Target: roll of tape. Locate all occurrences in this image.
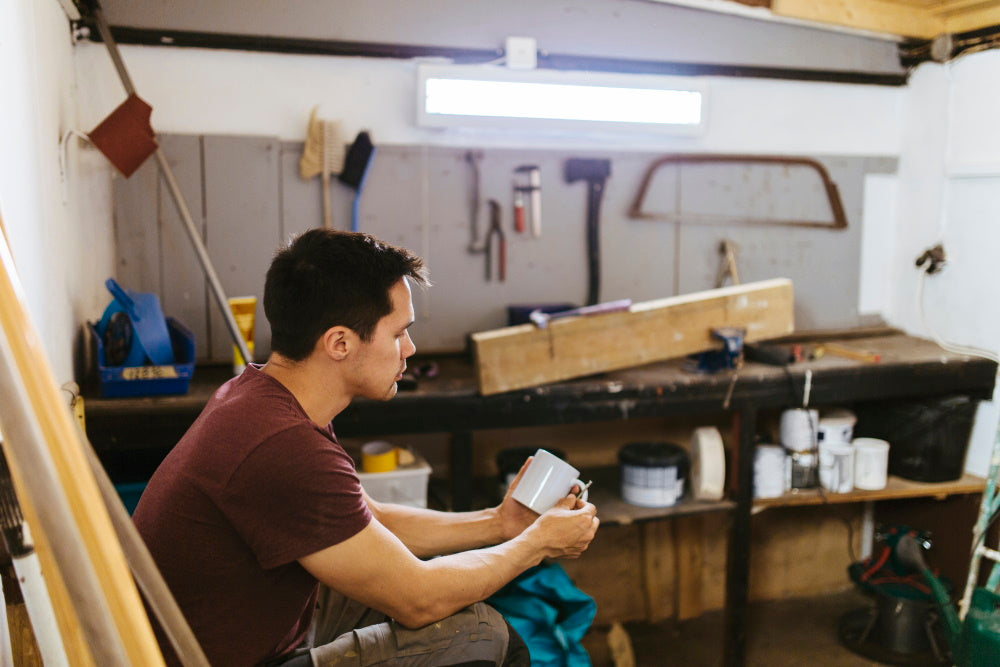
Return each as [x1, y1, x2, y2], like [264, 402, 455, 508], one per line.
[690, 426, 726, 500]
[361, 441, 398, 473]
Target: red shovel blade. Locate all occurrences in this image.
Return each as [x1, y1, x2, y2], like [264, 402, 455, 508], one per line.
[88, 94, 158, 178]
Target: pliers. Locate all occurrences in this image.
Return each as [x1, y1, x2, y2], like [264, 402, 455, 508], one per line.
[485, 199, 506, 281]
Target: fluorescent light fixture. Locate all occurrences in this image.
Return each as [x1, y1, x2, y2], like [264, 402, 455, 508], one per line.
[417, 65, 706, 134]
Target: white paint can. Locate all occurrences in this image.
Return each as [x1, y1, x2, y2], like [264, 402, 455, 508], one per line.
[854, 437, 890, 490]
[818, 408, 857, 448]
[779, 408, 818, 451]
[753, 444, 786, 499]
[819, 442, 855, 493]
[618, 442, 688, 508]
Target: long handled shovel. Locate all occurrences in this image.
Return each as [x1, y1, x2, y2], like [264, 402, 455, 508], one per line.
[84, 0, 252, 368]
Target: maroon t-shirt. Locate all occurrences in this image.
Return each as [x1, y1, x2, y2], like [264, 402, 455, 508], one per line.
[133, 365, 371, 666]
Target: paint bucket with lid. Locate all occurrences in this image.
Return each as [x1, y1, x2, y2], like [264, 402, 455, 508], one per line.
[618, 442, 688, 508]
[818, 408, 857, 448]
[753, 444, 786, 499]
[780, 408, 819, 451]
[854, 438, 890, 490]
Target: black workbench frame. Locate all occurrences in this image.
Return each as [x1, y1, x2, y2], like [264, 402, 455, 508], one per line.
[85, 332, 997, 666]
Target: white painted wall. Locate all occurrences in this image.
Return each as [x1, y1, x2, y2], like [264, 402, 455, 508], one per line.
[887, 52, 1000, 476]
[0, 0, 117, 384]
[75, 43, 905, 156]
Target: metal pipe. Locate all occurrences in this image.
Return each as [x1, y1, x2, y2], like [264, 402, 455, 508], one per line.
[90, 2, 253, 367]
[79, 24, 909, 87]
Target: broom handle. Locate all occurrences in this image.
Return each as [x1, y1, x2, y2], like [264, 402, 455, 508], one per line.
[90, 2, 254, 368]
[153, 153, 254, 365]
[322, 171, 332, 230]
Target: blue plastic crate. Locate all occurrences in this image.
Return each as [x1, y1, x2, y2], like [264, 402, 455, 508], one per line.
[89, 317, 195, 398]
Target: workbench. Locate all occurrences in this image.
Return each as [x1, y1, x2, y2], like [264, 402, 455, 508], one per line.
[85, 330, 997, 666]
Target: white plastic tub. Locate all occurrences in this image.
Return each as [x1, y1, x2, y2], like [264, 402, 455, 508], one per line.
[357, 455, 432, 508]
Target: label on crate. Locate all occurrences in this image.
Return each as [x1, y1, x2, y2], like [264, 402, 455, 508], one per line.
[122, 365, 179, 380]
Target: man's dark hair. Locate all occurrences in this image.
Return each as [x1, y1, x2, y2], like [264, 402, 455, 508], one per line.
[264, 229, 428, 361]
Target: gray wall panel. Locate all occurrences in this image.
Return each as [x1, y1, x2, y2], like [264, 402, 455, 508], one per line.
[157, 135, 209, 358]
[112, 155, 160, 296]
[114, 134, 897, 359]
[203, 135, 281, 362]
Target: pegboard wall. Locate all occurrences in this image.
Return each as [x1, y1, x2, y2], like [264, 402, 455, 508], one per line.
[112, 135, 896, 362]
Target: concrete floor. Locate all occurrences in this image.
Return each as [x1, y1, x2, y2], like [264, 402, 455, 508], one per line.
[582, 588, 950, 666]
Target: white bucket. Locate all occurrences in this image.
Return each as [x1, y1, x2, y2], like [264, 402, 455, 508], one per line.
[819, 442, 855, 493]
[779, 408, 818, 451]
[818, 408, 857, 448]
[754, 445, 786, 499]
[854, 438, 890, 490]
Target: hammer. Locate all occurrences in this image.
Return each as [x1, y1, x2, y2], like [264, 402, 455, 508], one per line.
[565, 158, 611, 306]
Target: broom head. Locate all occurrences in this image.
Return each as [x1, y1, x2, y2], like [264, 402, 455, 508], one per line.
[299, 107, 344, 179]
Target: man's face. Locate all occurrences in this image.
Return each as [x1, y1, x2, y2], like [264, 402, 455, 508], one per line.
[351, 277, 416, 401]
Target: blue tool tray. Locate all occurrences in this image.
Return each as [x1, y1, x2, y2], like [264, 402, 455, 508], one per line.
[89, 317, 195, 398]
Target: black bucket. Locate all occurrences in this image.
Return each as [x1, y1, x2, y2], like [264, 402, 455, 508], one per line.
[854, 395, 977, 483]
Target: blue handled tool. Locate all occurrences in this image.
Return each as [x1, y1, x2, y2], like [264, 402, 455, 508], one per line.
[338, 131, 375, 232]
[105, 278, 174, 365]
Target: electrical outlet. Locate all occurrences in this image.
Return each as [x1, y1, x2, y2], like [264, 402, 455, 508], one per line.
[505, 36, 538, 70]
[915, 244, 947, 275]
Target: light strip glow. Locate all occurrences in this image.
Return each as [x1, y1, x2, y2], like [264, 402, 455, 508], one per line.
[424, 78, 703, 126]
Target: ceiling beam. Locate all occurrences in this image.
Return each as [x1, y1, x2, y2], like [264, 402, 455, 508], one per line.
[770, 0, 942, 39]
[944, 3, 1000, 33]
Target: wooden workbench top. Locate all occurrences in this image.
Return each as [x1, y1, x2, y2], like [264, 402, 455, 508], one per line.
[85, 330, 997, 448]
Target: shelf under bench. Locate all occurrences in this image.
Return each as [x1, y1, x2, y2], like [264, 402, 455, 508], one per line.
[752, 473, 986, 509]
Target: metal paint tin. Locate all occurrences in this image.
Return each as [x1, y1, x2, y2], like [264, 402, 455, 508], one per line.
[618, 442, 689, 508]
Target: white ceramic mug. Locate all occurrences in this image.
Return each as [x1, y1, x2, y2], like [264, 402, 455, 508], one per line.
[510, 448, 588, 513]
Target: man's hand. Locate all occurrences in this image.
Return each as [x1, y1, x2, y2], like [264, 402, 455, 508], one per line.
[530, 493, 599, 560]
[496, 457, 541, 541]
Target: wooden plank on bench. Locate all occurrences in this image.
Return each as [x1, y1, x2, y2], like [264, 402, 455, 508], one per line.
[471, 278, 794, 395]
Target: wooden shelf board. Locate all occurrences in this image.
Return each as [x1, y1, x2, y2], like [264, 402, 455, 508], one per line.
[585, 467, 736, 526]
[752, 473, 986, 509]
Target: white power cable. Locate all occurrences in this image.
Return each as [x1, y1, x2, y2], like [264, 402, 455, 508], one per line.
[58, 130, 91, 203]
[917, 269, 1000, 363]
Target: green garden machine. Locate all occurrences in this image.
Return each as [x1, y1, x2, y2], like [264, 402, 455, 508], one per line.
[897, 429, 1000, 666]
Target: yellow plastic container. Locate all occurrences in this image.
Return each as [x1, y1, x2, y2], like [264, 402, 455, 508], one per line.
[228, 296, 257, 375]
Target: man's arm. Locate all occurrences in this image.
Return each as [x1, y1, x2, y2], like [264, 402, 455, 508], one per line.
[364, 459, 539, 557]
[298, 493, 598, 629]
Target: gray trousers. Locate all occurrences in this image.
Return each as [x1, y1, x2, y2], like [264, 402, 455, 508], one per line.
[303, 587, 511, 666]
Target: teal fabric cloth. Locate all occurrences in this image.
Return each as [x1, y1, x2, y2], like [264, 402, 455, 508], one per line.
[488, 562, 596, 667]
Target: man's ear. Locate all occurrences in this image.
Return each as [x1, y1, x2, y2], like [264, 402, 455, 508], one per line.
[319, 326, 353, 361]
